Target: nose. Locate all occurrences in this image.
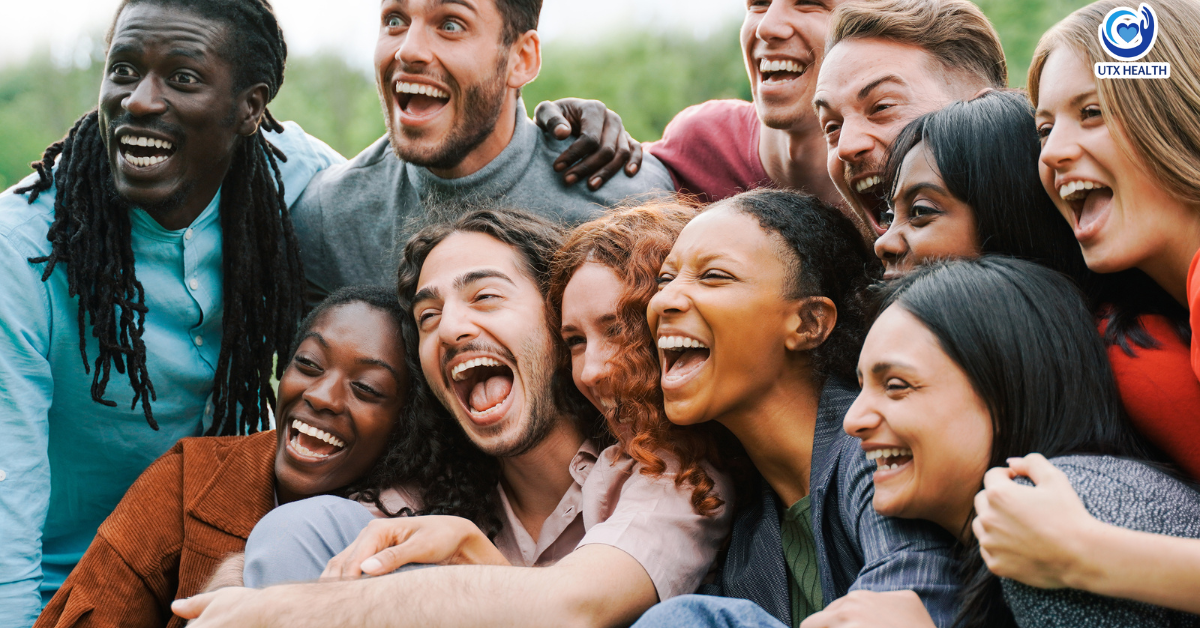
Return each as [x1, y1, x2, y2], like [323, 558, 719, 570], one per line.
[437, 301, 481, 347]
[123, 75, 167, 118]
[837, 118, 876, 166]
[396, 17, 435, 69]
[578, 342, 615, 393]
[648, 277, 692, 322]
[302, 372, 346, 415]
[874, 220, 908, 267]
[756, 0, 795, 42]
[1039, 123, 1082, 172]
[843, 390, 884, 439]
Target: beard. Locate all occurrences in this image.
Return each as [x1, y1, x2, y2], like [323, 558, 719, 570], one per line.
[431, 335, 560, 460]
[386, 55, 510, 171]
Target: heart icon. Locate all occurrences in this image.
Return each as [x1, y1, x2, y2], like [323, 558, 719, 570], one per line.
[1116, 22, 1139, 43]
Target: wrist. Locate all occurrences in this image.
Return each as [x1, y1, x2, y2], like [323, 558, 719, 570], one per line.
[1059, 517, 1109, 591]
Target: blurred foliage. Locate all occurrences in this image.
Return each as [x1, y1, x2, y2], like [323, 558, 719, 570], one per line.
[0, 2, 1093, 191]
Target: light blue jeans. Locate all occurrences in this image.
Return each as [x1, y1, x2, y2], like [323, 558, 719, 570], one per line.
[632, 595, 788, 628]
[243, 495, 432, 587]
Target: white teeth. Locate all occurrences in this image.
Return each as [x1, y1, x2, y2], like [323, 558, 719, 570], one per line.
[450, 356, 504, 382]
[136, 137, 149, 147]
[290, 418, 345, 449]
[656, 335, 710, 350]
[119, 136, 174, 151]
[1057, 180, 1108, 201]
[866, 447, 913, 463]
[758, 59, 805, 74]
[855, 175, 883, 194]
[122, 153, 170, 168]
[395, 81, 450, 99]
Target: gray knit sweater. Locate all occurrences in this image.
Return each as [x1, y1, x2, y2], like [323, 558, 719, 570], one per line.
[1002, 455, 1200, 627]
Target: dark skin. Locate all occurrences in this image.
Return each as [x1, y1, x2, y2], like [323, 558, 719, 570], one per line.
[274, 303, 409, 505]
[534, 98, 644, 189]
[99, 4, 268, 231]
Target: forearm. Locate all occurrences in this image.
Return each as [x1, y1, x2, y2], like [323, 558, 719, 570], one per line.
[1069, 521, 1200, 614]
[203, 554, 246, 592]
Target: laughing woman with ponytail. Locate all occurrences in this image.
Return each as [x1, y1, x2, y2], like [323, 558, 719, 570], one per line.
[0, 1, 343, 625]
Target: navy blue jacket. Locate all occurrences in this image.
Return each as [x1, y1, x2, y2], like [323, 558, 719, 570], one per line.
[702, 379, 961, 626]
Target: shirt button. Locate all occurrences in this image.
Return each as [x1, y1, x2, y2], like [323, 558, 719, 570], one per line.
[184, 228, 194, 241]
[194, 335, 204, 347]
[205, 402, 214, 416]
[0, 470, 6, 481]
[189, 278, 200, 291]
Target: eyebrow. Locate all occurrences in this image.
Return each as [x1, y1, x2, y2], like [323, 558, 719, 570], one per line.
[300, 331, 404, 384]
[1035, 89, 1099, 119]
[392, 0, 477, 10]
[858, 74, 908, 101]
[560, 313, 618, 333]
[896, 181, 952, 204]
[412, 269, 516, 306]
[871, 360, 917, 376]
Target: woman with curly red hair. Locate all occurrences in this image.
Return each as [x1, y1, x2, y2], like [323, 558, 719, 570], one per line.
[548, 200, 729, 517]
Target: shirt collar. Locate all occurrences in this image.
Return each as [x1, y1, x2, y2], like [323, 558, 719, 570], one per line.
[406, 98, 536, 198]
[128, 187, 222, 243]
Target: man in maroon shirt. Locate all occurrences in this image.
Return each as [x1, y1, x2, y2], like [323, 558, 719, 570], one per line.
[540, 0, 848, 207]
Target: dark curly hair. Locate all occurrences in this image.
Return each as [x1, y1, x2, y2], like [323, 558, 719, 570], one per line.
[548, 200, 731, 516]
[718, 189, 881, 383]
[393, 206, 609, 536]
[302, 286, 504, 537]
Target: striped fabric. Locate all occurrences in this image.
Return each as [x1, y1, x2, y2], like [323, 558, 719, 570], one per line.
[702, 379, 963, 627]
[781, 495, 823, 625]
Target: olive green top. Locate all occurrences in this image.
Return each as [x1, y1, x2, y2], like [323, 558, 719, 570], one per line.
[781, 495, 824, 626]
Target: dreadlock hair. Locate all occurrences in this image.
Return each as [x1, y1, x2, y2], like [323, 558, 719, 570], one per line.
[16, 0, 301, 435]
[294, 286, 503, 538]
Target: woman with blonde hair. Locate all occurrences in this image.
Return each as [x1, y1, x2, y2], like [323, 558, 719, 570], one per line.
[972, 0, 1200, 615]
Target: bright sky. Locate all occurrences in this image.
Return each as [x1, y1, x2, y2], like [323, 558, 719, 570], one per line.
[0, 0, 743, 72]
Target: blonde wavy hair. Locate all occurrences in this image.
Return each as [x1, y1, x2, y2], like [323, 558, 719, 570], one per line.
[1028, 0, 1200, 206]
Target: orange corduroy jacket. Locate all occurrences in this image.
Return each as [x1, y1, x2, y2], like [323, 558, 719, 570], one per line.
[35, 431, 278, 628]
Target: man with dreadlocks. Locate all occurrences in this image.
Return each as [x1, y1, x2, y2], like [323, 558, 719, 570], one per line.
[0, 1, 343, 625]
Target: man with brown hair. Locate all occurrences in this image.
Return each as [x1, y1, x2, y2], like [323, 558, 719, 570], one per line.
[815, 0, 1007, 238]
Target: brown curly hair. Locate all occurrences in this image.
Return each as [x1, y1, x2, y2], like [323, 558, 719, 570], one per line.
[548, 200, 728, 516]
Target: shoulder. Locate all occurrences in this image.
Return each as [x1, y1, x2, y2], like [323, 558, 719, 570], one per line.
[267, 121, 346, 170]
[0, 174, 56, 259]
[1048, 455, 1200, 536]
[661, 100, 758, 138]
[290, 135, 399, 216]
[532, 125, 674, 203]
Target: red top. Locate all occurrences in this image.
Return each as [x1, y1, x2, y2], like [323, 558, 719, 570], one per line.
[1189, 247, 1200, 382]
[645, 99, 772, 203]
[1102, 314, 1200, 480]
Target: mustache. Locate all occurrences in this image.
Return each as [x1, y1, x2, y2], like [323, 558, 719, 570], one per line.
[441, 340, 516, 373]
[106, 112, 185, 145]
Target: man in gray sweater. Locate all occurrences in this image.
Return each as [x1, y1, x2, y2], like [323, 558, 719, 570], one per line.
[292, 0, 673, 304]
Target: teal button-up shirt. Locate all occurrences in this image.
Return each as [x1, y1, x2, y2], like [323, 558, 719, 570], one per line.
[0, 122, 343, 628]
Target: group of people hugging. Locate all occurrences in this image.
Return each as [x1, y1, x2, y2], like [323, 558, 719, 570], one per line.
[2, 0, 1200, 626]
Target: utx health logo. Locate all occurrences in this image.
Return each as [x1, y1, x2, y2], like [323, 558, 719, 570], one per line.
[1095, 3, 1171, 79]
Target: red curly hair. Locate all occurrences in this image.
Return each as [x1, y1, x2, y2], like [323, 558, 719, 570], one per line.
[548, 199, 726, 516]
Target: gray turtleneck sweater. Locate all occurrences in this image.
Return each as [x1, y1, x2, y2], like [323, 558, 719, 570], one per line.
[290, 102, 674, 305]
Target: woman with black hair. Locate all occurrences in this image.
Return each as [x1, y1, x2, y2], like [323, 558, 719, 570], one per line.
[632, 189, 960, 628]
[35, 286, 496, 628]
[876, 90, 1200, 479]
[838, 257, 1200, 627]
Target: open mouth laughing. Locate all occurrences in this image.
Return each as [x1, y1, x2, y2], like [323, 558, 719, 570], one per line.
[865, 446, 913, 478]
[1056, 179, 1113, 242]
[658, 334, 711, 390]
[852, 174, 889, 234]
[117, 132, 178, 171]
[287, 418, 347, 462]
[448, 354, 516, 426]
[395, 80, 451, 122]
[758, 58, 809, 86]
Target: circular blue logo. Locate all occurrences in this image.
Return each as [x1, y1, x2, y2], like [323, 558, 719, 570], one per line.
[1099, 3, 1159, 61]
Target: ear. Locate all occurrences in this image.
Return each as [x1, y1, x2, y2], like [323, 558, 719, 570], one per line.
[506, 30, 541, 90]
[784, 297, 838, 353]
[235, 83, 271, 137]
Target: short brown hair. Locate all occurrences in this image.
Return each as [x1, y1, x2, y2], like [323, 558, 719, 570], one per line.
[829, 0, 1007, 88]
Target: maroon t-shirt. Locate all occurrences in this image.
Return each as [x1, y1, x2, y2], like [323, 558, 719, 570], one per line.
[646, 99, 772, 203]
